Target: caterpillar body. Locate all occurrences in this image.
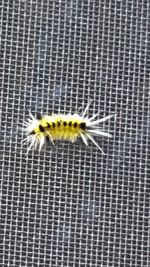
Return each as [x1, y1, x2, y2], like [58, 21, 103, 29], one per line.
[23, 102, 115, 154]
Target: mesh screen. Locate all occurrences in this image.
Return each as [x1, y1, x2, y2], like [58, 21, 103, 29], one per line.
[0, 0, 150, 266]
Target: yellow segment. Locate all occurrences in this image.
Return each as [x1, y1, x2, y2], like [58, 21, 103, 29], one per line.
[35, 114, 86, 143]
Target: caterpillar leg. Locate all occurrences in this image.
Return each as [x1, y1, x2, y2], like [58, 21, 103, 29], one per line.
[80, 132, 88, 146]
[87, 129, 112, 138]
[86, 132, 105, 155]
[86, 114, 116, 127]
[39, 136, 45, 151]
[82, 99, 92, 117]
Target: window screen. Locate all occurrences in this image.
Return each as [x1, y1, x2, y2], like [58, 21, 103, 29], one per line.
[0, 0, 149, 266]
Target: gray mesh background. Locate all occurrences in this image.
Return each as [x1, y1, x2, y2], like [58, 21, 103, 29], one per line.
[0, 0, 149, 266]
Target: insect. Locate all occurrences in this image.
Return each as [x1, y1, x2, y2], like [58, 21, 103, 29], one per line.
[23, 101, 115, 154]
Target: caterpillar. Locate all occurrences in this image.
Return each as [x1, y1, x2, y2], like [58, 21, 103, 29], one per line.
[23, 102, 115, 154]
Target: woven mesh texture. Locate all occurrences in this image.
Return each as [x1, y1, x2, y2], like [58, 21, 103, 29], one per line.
[0, 0, 150, 266]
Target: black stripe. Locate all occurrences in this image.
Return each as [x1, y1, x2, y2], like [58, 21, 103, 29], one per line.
[39, 125, 45, 132]
[47, 123, 51, 128]
[80, 122, 86, 130]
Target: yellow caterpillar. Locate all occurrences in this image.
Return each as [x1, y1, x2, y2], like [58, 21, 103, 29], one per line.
[23, 102, 115, 154]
